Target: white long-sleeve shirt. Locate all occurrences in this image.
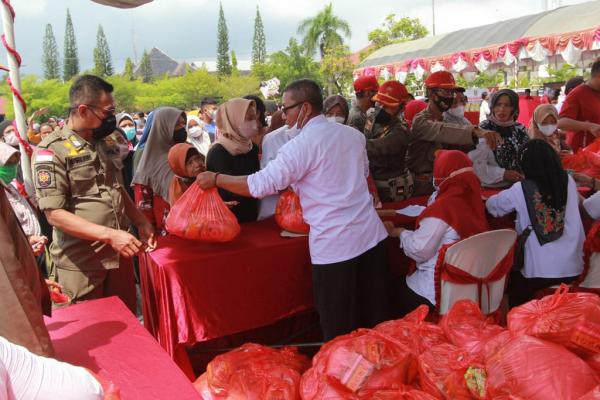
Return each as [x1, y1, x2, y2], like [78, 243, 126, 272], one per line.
[486, 176, 584, 279]
[400, 217, 460, 305]
[248, 115, 387, 264]
[257, 125, 300, 220]
[468, 139, 507, 187]
[0, 336, 103, 400]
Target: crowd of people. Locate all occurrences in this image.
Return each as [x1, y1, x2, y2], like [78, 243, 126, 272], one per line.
[1, 56, 600, 397]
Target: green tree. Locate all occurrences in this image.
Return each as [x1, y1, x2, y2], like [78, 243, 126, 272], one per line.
[42, 24, 60, 80]
[320, 44, 353, 95]
[368, 15, 428, 50]
[231, 50, 239, 76]
[253, 37, 321, 92]
[217, 2, 232, 76]
[251, 5, 267, 67]
[361, 15, 429, 61]
[93, 25, 114, 77]
[138, 49, 153, 83]
[62, 9, 79, 81]
[123, 57, 135, 80]
[297, 3, 351, 59]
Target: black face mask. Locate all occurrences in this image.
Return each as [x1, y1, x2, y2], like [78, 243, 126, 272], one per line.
[374, 107, 393, 125]
[173, 127, 188, 144]
[92, 113, 117, 140]
[433, 94, 454, 112]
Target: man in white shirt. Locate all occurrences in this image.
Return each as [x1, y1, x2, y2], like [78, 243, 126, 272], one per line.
[196, 79, 390, 340]
[479, 92, 490, 123]
[256, 125, 300, 220]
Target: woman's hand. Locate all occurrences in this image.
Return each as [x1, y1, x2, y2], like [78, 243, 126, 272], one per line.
[137, 220, 157, 252]
[224, 201, 239, 208]
[573, 172, 594, 188]
[503, 170, 524, 183]
[383, 221, 404, 238]
[28, 235, 48, 256]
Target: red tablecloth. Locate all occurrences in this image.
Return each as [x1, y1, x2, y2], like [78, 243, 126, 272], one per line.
[140, 218, 313, 372]
[44, 297, 200, 399]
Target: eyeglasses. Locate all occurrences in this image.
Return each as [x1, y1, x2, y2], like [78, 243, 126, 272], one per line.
[281, 101, 306, 115]
[85, 104, 116, 115]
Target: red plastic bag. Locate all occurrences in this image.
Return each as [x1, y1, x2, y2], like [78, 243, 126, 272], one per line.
[194, 343, 310, 400]
[440, 300, 505, 355]
[300, 329, 417, 399]
[275, 191, 309, 234]
[562, 139, 600, 179]
[166, 186, 240, 242]
[486, 335, 599, 400]
[358, 384, 439, 399]
[507, 285, 600, 357]
[579, 385, 600, 400]
[374, 305, 448, 355]
[417, 343, 484, 399]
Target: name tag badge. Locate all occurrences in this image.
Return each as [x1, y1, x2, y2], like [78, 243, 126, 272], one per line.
[66, 154, 93, 169]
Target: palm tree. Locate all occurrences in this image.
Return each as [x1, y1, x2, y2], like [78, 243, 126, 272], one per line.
[297, 3, 351, 59]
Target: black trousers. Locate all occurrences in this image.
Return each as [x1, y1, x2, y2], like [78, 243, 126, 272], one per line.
[312, 240, 391, 341]
[508, 270, 578, 308]
[394, 276, 434, 318]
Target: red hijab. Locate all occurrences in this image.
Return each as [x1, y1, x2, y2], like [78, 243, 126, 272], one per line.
[403, 99, 428, 128]
[417, 150, 489, 238]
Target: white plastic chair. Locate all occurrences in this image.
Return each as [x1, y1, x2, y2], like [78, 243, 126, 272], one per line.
[436, 229, 517, 315]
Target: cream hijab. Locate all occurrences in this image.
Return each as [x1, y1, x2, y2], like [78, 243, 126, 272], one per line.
[132, 107, 186, 200]
[528, 104, 561, 153]
[214, 98, 255, 156]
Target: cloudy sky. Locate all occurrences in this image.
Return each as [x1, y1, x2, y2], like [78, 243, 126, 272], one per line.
[4, 0, 591, 75]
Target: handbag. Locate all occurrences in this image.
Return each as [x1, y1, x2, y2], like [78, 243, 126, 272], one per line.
[512, 226, 532, 271]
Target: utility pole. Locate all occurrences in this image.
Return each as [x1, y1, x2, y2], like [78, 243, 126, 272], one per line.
[432, 0, 436, 36]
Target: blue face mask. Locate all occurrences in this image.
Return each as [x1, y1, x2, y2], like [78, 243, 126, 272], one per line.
[123, 127, 136, 141]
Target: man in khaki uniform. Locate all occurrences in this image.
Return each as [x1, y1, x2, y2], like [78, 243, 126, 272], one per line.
[408, 71, 502, 196]
[348, 75, 379, 134]
[33, 75, 155, 313]
[365, 79, 500, 202]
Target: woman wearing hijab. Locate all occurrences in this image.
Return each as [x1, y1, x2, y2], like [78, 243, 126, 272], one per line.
[133, 109, 157, 172]
[132, 107, 187, 235]
[385, 150, 489, 315]
[186, 114, 210, 157]
[528, 104, 570, 154]
[206, 98, 260, 223]
[0, 143, 46, 257]
[244, 95, 269, 150]
[487, 139, 584, 307]
[167, 143, 206, 205]
[469, 89, 529, 187]
[323, 95, 349, 124]
[115, 113, 137, 197]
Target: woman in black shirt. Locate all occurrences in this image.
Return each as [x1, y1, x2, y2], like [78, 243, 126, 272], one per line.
[206, 98, 260, 223]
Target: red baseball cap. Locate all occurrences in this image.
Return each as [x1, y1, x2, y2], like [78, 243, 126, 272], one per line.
[371, 80, 410, 108]
[353, 76, 379, 93]
[425, 71, 464, 91]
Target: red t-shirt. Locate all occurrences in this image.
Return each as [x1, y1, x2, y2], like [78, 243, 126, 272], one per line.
[559, 84, 600, 151]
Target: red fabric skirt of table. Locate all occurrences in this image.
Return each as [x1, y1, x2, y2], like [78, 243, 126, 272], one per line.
[139, 218, 313, 373]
